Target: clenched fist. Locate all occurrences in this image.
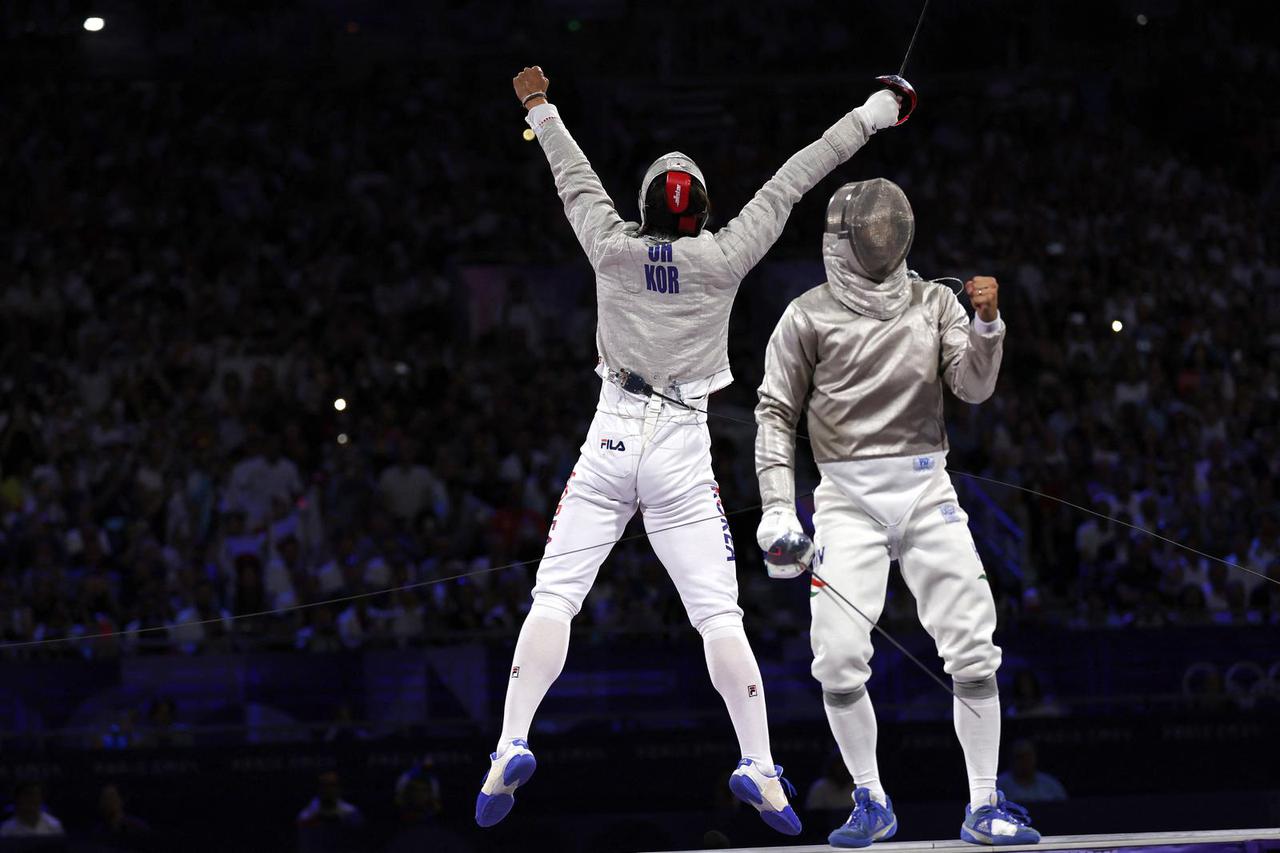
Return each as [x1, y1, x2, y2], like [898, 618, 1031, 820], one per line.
[965, 276, 999, 323]
[513, 66, 549, 111]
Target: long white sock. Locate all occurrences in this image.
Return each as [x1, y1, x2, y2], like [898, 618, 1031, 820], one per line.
[953, 679, 1001, 809]
[496, 603, 571, 754]
[702, 622, 774, 768]
[823, 687, 887, 804]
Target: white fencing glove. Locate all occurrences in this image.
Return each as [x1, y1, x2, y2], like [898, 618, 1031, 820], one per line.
[756, 507, 814, 580]
[858, 89, 902, 132]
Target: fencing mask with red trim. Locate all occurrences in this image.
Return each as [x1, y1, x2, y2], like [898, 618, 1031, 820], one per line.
[638, 152, 709, 238]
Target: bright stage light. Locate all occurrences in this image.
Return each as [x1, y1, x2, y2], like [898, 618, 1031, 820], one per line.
[84, 17, 105, 32]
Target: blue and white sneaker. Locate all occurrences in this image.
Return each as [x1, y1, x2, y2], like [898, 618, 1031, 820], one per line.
[475, 739, 537, 827]
[961, 790, 1041, 845]
[829, 787, 899, 848]
[728, 758, 802, 836]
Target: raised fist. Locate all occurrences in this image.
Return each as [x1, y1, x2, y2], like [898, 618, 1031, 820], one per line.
[513, 66, 549, 110]
[965, 276, 999, 323]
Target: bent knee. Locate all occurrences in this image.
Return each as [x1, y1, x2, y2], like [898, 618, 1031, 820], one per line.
[811, 642, 873, 695]
[529, 592, 578, 623]
[695, 610, 744, 640]
[947, 647, 1001, 685]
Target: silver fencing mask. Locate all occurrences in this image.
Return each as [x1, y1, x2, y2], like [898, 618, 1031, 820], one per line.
[824, 178, 915, 282]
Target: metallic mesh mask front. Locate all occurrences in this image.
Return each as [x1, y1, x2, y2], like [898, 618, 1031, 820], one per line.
[824, 178, 915, 282]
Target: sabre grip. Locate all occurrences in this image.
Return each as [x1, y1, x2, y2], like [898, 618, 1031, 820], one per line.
[763, 531, 814, 580]
[874, 74, 917, 126]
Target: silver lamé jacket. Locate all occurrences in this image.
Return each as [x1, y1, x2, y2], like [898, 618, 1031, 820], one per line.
[754, 276, 1005, 509]
[525, 101, 883, 396]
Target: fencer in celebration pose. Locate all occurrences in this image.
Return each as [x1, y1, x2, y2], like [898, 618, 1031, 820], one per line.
[754, 179, 1042, 847]
[476, 65, 904, 833]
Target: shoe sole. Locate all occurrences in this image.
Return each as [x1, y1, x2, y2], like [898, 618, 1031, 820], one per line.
[475, 753, 537, 828]
[830, 815, 899, 848]
[728, 772, 802, 836]
[961, 824, 1041, 846]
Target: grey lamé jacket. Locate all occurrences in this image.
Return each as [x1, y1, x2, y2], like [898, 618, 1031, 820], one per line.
[755, 277, 1005, 509]
[525, 102, 882, 396]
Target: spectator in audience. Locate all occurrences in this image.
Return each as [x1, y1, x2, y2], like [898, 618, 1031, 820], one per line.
[804, 752, 854, 812]
[1007, 669, 1068, 719]
[996, 740, 1068, 803]
[0, 782, 65, 838]
[387, 759, 469, 852]
[297, 771, 365, 853]
[91, 783, 154, 851]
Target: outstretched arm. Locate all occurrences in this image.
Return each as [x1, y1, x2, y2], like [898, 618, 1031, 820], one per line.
[714, 90, 901, 282]
[514, 66, 625, 268]
[940, 276, 1005, 403]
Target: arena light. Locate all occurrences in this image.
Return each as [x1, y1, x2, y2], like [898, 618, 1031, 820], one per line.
[1136, 13, 1148, 26]
[1111, 319, 1124, 333]
[333, 398, 347, 412]
[84, 16, 105, 32]
[337, 433, 350, 445]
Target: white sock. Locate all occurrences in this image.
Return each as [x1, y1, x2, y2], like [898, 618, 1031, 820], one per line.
[953, 687, 1001, 809]
[702, 622, 774, 768]
[496, 603, 571, 754]
[823, 688, 887, 805]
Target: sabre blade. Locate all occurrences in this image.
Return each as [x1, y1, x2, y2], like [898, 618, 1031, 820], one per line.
[898, 0, 933, 77]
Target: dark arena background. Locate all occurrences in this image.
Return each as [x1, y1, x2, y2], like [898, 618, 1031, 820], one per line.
[1, 1, 1279, 852]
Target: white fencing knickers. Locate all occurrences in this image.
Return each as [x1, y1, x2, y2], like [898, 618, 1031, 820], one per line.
[532, 379, 743, 634]
[809, 453, 1002, 694]
[501, 381, 776, 763]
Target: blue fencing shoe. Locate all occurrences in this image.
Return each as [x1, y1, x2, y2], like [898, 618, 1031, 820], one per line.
[475, 739, 536, 827]
[728, 758, 802, 836]
[961, 790, 1041, 845]
[829, 787, 898, 848]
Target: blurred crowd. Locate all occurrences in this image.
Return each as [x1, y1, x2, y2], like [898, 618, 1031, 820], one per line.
[1, 7, 1279, 666]
[0, 761, 456, 853]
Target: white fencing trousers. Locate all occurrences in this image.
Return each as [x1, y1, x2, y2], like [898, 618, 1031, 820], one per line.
[530, 381, 743, 632]
[809, 455, 1001, 694]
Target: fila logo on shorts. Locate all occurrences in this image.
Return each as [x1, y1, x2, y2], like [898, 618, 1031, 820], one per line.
[747, 684, 758, 698]
[511, 666, 520, 679]
[600, 438, 626, 452]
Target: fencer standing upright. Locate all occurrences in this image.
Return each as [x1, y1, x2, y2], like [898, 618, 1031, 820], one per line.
[476, 65, 904, 833]
[754, 179, 1042, 847]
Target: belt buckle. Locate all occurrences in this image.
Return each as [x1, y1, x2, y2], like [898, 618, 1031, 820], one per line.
[618, 369, 652, 397]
